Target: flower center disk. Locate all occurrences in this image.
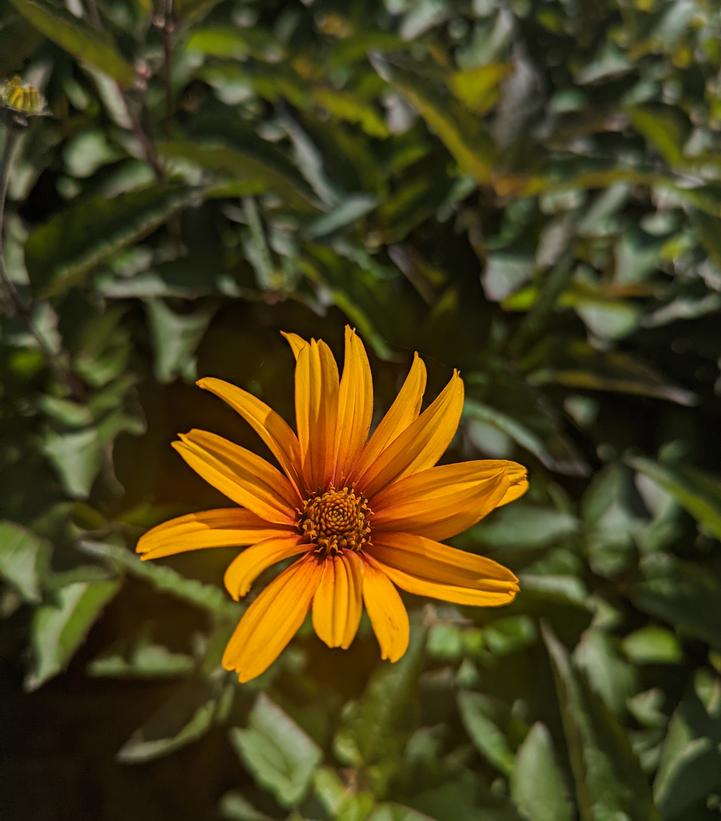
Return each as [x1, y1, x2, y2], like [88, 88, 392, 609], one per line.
[299, 487, 372, 556]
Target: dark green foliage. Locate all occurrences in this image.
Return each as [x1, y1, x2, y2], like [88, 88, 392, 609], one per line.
[2, 1, 721, 819]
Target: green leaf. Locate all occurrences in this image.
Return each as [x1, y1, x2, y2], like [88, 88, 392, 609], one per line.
[144, 299, 216, 383]
[26, 185, 197, 298]
[0, 520, 52, 602]
[463, 399, 588, 476]
[627, 105, 687, 167]
[117, 678, 233, 763]
[448, 63, 511, 115]
[9, 0, 135, 87]
[622, 626, 682, 666]
[573, 629, 637, 716]
[303, 194, 377, 240]
[510, 723, 573, 821]
[26, 578, 120, 690]
[368, 805, 435, 821]
[157, 140, 317, 209]
[457, 691, 516, 776]
[334, 627, 426, 782]
[654, 670, 721, 819]
[542, 624, 660, 821]
[533, 344, 696, 406]
[374, 57, 496, 185]
[230, 693, 322, 808]
[465, 503, 577, 551]
[628, 457, 721, 542]
[78, 540, 238, 618]
[629, 553, 721, 649]
[87, 633, 194, 679]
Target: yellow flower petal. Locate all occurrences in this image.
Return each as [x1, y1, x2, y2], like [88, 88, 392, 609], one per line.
[224, 535, 307, 600]
[353, 352, 426, 480]
[281, 331, 307, 359]
[137, 508, 293, 560]
[196, 377, 302, 491]
[370, 531, 518, 607]
[223, 554, 321, 683]
[362, 555, 409, 662]
[311, 551, 363, 649]
[355, 370, 464, 497]
[295, 339, 339, 491]
[498, 475, 530, 506]
[333, 327, 373, 483]
[372, 460, 528, 541]
[173, 430, 298, 525]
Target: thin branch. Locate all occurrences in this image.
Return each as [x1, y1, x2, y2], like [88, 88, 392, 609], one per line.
[160, 0, 175, 135]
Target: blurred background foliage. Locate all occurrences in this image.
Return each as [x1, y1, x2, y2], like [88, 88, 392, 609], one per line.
[2, 0, 721, 818]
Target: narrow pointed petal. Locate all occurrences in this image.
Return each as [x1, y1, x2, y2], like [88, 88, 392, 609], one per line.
[352, 353, 426, 480]
[498, 477, 529, 507]
[222, 554, 321, 683]
[312, 551, 363, 649]
[173, 430, 298, 525]
[224, 535, 307, 600]
[137, 509, 293, 560]
[281, 331, 307, 359]
[362, 555, 409, 662]
[295, 339, 339, 491]
[355, 371, 464, 497]
[333, 327, 373, 483]
[372, 460, 528, 541]
[369, 532, 518, 607]
[196, 377, 302, 490]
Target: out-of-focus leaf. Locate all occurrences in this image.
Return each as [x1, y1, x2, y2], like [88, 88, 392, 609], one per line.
[369, 805, 435, 821]
[230, 693, 322, 808]
[314, 767, 376, 821]
[510, 723, 573, 821]
[334, 627, 426, 783]
[622, 626, 682, 666]
[42, 405, 143, 498]
[79, 540, 238, 618]
[449, 63, 511, 115]
[629, 553, 721, 649]
[87, 633, 194, 679]
[628, 457, 721, 542]
[465, 503, 577, 551]
[0, 520, 51, 602]
[533, 344, 696, 406]
[157, 140, 317, 208]
[9, 0, 135, 86]
[542, 624, 660, 821]
[373, 57, 496, 185]
[303, 194, 377, 240]
[627, 105, 687, 167]
[219, 792, 275, 821]
[26, 578, 120, 690]
[464, 398, 588, 476]
[457, 691, 516, 775]
[573, 629, 637, 715]
[117, 678, 233, 763]
[654, 670, 721, 819]
[144, 299, 216, 383]
[300, 244, 401, 359]
[25, 185, 196, 298]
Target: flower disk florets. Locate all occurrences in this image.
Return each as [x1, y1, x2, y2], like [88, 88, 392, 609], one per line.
[299, 487, 372, 556]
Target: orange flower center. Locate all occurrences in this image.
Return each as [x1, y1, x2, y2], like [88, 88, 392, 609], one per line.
[299, 487, 372, 556]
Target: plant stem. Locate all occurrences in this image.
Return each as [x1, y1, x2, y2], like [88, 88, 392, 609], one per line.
[161, 0, 174, 135]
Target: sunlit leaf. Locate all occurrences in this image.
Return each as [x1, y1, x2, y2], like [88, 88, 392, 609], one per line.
[0, 520, 51, 602]
[9, 0, 135, 86]
[26, 578, 120, 690]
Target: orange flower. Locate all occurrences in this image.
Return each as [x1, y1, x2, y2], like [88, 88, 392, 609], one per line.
[137, 328, 528, 682]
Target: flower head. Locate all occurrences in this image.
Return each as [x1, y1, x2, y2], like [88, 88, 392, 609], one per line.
[0, 76, 49, 119]
[137, 328, 528, 682]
